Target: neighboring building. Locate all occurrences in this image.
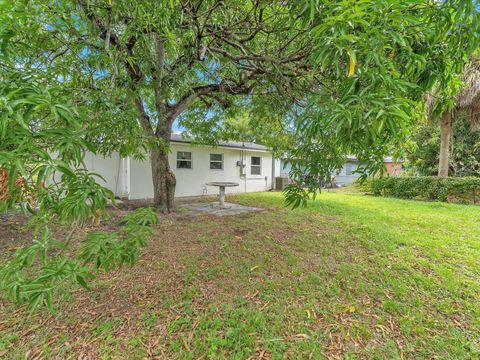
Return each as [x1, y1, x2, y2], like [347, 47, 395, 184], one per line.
[280, 156, 404, 186]
[332, 156, 361, 186]
[279, 156, 360, 186]
[384, 157, 404, 176]
[84, 134, 281, 199]
[279, 160, 294, 178]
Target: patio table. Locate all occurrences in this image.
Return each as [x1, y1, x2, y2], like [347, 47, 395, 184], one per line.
[205, 182, 239, 208]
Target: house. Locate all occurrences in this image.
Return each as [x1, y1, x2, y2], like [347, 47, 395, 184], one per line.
[334, 156, 405, 183]
[84, 134, 281, 199]
[332, 156, 361, 186]
[279, 156, 361, 186]
[280, 156, 404, 186]
[384, 157, 404, 176]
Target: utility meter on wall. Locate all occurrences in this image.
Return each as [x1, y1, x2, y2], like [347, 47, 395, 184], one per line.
[236, 160, 246, 175]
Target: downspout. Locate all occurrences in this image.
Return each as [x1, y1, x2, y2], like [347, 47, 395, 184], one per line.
[118, 156, 130, 200]
[271, 153, 275, 190]
[243, 143, 247, 192]
[125, 156, 130, 199]
[115, 155, 121, 198]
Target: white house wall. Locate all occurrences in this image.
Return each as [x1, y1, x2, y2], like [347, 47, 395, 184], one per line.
[279, 159, 361, 186]
[82, 152, 124, 196]
[85, 143, 277, 199]
[174, 144, 247, 197]
[334, 161, 361, 185]
[129, 144, 274, 198]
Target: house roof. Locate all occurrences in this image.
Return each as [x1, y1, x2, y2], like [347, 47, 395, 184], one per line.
[384, 157, 405, 163]
[170, 133, 268, 151]
[346, 155, 403, 163]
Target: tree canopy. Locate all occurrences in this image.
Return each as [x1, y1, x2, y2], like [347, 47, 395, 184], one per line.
[0, 0, 479, 310]
[407, 115, 480, 177]
[425, 56, 480, 176]
[285, 0, 479, 204]
[3, 0, 479, 208]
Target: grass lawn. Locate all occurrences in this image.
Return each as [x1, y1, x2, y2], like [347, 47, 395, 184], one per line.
[1, 191, 479, 359]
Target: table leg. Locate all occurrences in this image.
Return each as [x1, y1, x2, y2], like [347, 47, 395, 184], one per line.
[219, 186, 226, 208]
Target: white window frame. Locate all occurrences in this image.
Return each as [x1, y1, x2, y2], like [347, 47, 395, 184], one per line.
[210, 153, 223, 170]
[250, 156, 262, 175]
[176, 151, 192, 169]
[345, 162, 352, 176]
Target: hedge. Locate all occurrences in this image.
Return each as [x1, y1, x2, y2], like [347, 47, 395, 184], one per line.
[365, 176, 480, 204]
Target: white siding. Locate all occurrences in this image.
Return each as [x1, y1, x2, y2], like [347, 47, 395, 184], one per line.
[86, 143, 276, 199]
[82, 152, 126, 197]
[129, 155, 154, 199]
[334, 160, 361, 185]
[278, 159, 361, 186]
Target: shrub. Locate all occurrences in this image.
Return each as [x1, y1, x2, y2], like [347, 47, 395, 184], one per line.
[353, 178, 373, 193]
[366, 176, 480, 204]
[0, 208, 157, 314]
[117, 207, 158, 226]
[0, 167, 35, 207]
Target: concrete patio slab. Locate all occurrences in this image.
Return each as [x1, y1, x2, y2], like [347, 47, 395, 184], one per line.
[179, 202, 263, 216]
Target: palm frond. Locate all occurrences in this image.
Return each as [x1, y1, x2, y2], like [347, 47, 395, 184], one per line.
[426, 56, 480, 130]
[457, 57, 480, 130]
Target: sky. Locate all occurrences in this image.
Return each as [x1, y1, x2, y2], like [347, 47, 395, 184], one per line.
[172, 119, 184, 133]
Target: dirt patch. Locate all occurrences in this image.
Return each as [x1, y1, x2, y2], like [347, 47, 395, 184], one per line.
[266, 226, 297, 244]
[0, 211, 231, 357]
[233, 227, 252, 238]
[113, 195, 218, 211]
[0, 213, 32, 252]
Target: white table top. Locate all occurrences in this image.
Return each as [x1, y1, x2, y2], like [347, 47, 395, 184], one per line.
[206, 182, 239, 187]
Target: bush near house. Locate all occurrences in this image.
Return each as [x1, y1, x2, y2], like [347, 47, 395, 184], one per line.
[0, 168, 35, 207]
[366, 176, 480, 204]
[0, 168, 8, 202]
[0, 168, 24, 203]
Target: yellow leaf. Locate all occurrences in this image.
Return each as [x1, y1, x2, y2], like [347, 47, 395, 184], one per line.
[250, 265, 259, 271]
[348, 50, 356, 77]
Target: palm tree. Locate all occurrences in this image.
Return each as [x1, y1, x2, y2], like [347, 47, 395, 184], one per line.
[427, 57, 480, 177]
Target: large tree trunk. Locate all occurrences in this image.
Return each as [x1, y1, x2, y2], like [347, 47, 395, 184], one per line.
[438, 111, 453, 177]
[151, 147, 176, 212]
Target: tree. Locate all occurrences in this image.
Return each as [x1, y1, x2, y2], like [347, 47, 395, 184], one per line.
[427, 57, 480, 176]
[37, 1, 316, 212]
[3, 0, 479, 211]
[0, 65, 154, 314]
[183, 109, 296, 157]
[283, 0, 479, 205]
[408, 114, 480, 177]
[0, 4, 160, 313]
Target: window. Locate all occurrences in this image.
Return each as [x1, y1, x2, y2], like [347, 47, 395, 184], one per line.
[177, 151, 192, 169]
[346, 162, 357, 176]
[345, 162, 352, 176]
[210, 153, 223, 170]
[251, 156, 261, 175]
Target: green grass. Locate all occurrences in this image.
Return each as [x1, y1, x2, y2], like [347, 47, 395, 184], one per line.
[1, 191, 479, 359]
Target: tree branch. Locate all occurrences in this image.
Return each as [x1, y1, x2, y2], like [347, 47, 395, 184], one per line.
[134, 98, 154, 136]
[153, 32, 167, 120]
[167, 82, 252, 123]
[76, 0, 153, 134]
